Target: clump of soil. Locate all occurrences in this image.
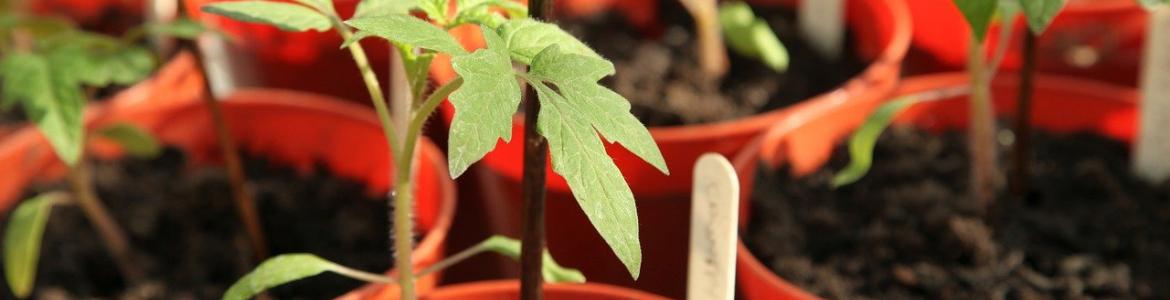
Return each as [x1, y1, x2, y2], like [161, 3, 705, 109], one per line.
[0, 148, 393, 299]
[745, 127, 1170, 299]
[563, 2, 867, 126]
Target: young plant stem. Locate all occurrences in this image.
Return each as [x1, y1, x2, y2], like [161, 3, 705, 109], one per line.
[678, 0, 728, 79]
[388, 46, 418, 300]
[1010, 32, 1038, 200]
[184, 40, 269, 262]
[330, 19, 417, 298]
[967, 38, 999, 208]
[521, 0, 553, 299]
[65, 162, 143, 283]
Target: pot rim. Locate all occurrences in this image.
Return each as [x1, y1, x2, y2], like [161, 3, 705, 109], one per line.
[418, 279, 670, 299]
[735, 72, 1139, 299]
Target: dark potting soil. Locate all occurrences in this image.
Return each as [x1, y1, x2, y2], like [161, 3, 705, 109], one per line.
[745, 126, 1170, 299]
[0, 148, 392, 299]
[562, 3, 867, 126]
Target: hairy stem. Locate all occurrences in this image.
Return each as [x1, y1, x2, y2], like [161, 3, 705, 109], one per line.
[387, 45, 417, 300]
[66, 162, 143, 283]
[185, 40, 269, 262]
[678, 0, 728, 79]
[332, 19, 415, 299]
[967, 38, 999, 208]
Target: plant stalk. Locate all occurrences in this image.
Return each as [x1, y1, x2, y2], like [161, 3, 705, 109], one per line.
[967, 38, 999, 208]
[184, 40, 269, 262]
[1010, 32, 1037, 201]
[332, 20, 415, 299]
[65, 162, 143, 283]
[521, 0, 553, 299]
[387, 46, 418, 300]
[678, 0, 728, 79]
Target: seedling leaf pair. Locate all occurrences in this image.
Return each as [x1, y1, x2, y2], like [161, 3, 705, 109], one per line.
[718, 2, 788, 72]
[953, 0, 1066, 40]
[0, 53, 84, 165]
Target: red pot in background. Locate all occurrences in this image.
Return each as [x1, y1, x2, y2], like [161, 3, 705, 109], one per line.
[184, 0, 391, 103]
[0, 68, 457, 298]
[28, 0, 144, 33]
[432, 0, 910, 297]
[415, 280, 667, 300]
[732, 73, 1138, 299]
[906, 0, 1146, 86]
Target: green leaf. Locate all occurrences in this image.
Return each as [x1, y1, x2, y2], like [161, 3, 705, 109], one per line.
[201, 1, 331, 32]
[418, 0, 448, 23]
[345, 15, 468, 55]
[446, 28, 520, 178]
[0, 53, 84, 166]
[528, 46, 667, 175]
[96, 123, 161, 159]
[718, 2, 788, 72]
[295, 0, 337, 16]
[953, 0, 999, 41]
[1139, 0, 1169, 9]
[354, 0, 415, 18]
[47, 43, 156, 87]
[223, 254, 390, 300]
[496, 19, 601, 65]
[831, 96, 922, 187]
[1017, 0, 1066, 34]
[401, 47, 435, 101]
[477, 236, 585, 283]
[141, 17, 210, 39]
[3, 193, 65, 299]
[528, 45, 669, 280]
[451, 0, 526, 28]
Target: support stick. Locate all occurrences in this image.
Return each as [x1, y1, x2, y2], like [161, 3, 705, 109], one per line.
[521, 1, 553, 299]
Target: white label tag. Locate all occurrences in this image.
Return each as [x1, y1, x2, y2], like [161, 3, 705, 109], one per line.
[1135, 6, 1170, 182]
[799, 0, 845, 60]
[687, 153, 740, 300]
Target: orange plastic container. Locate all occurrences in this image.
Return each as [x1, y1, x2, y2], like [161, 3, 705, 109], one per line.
[183, 0, 391, 103]
[429, 0, 910, 297]
[415, 280, 668, 300]
[732, 73, 1138, 299]
[906, 0, 1147, 86]
[0, 55, 456, 298]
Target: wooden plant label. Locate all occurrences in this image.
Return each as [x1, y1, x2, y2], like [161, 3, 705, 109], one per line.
[687, 153, 740, 300]
[799, 0, 845, 60]
[1135, 5, 1170, 182]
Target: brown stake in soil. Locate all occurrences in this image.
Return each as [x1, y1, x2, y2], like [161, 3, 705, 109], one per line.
[521, 1, 553, 299]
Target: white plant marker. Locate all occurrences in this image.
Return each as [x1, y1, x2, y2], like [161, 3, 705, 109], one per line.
[1135, 4, 1170, 183]
[687, 153, 740, 300]
[799, 0, 845, 60]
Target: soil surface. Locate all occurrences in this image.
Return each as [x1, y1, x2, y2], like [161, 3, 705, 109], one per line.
[746, 127, 1170, 299]
[0, 148, 392, 299]
[563, 3, 867, 126]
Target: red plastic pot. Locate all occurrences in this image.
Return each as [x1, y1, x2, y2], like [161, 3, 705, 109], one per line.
[907, 0, 1146, 86]
[731, 72, 1138, 299]
[184, 0, 393, 103]
[0, 67, 457, 298]
[431, 0, 909, 297]
[29, 0, 144, 33]
[414, 280, 667, 300]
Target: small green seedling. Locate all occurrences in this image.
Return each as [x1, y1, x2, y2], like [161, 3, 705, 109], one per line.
[0, 12, 201, 298]
[678, 0, 789, 78]
[203, 0, 666, 299]
[832, 0, 1067, 205]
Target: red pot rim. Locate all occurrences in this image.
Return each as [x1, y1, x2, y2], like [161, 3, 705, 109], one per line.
[417, 280, 670, 299]
[0, 78, 457, 296]
[734, 72, 1139, 299]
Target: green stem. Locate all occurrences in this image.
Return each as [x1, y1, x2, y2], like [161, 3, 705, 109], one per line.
[332, 19, 417, 299]
[967, 38, 998, 209]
